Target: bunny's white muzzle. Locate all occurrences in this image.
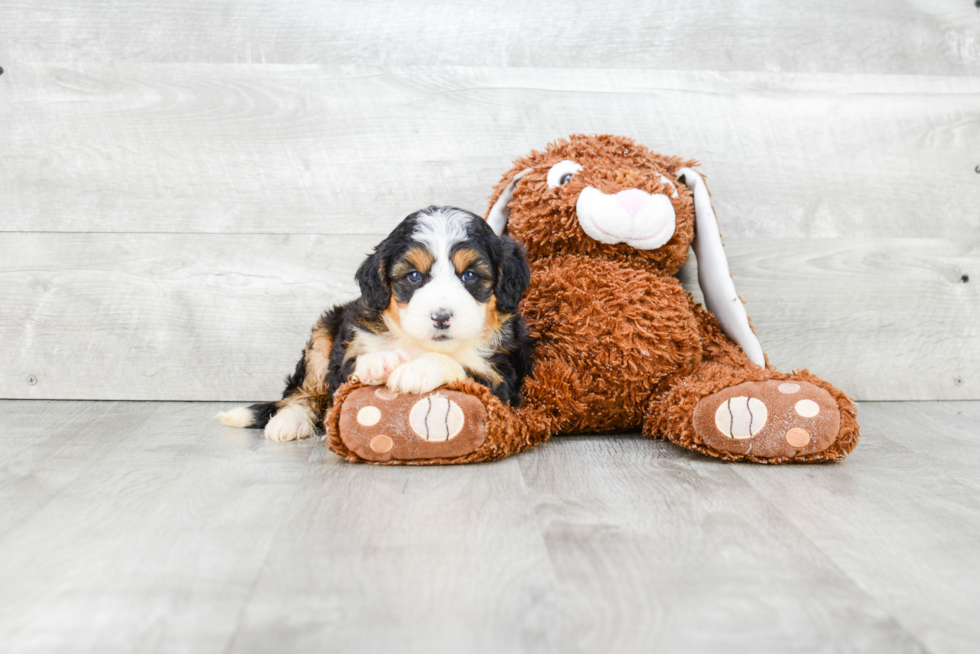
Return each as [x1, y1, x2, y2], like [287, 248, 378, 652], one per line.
[576, 187, 676, 250]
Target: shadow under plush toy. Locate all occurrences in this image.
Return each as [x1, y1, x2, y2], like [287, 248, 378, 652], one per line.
[330, 134, 859, 464]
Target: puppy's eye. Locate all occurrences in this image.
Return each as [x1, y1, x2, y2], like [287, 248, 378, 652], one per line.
[461, 271, 477, 283]
[407, 271, 423, 283]
[546, 160, 583, 188]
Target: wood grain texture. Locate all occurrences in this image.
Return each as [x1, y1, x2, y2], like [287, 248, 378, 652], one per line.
[0, 3, 976, 404]
[679, 238, 980, 401]
[0, 233, 371, 402]
[1, 65, 978, 239]
[2, 234, 976, 402]
[0, 401, 316, 654]
[0, 1, 978, 75]
[3, 399, 979, 653]
[857, 401, 980, 493]
[516, 436, 926, 654]
[224, 446, 559, 654]
[0, 401, 151, 537]
[733, 410, 980, 653]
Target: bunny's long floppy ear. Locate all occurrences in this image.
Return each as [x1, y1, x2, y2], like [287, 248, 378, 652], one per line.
[486, 168, 533, 235]
[677, 168, 765, 367]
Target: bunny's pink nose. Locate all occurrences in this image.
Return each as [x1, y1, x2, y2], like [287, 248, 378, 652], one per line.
[614, 189, 652, 217]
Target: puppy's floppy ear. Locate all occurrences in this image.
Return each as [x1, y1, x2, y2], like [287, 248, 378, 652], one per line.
[494, 235, 531, 314]
[355, 248, 391, 312]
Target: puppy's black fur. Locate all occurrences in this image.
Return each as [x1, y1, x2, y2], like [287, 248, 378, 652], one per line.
[243, 207, 534, 431]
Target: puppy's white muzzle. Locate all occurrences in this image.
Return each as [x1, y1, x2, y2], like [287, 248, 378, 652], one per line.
[399, 265, 486, 345]
[576, 187, 676, 250]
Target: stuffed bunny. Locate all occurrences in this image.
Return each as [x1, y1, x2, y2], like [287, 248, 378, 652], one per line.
[328, 134, 859, 464]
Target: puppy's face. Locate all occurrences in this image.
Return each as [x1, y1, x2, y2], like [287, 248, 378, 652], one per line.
[356, 207, 530, 349]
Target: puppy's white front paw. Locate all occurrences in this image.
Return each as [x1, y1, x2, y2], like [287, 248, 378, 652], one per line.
[386, 357, 460, 395]
[264, 406, 315, 442]
[353, 350, 410, 385]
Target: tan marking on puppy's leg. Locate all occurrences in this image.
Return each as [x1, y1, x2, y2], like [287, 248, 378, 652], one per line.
[269, 387, 325, 441]
[267, 322, 336, 440]
[302, 323, 333, 395]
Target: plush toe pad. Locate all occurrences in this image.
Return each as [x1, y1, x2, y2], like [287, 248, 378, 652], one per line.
[338, 387, 488, 462]
[693, 380, 840, 458]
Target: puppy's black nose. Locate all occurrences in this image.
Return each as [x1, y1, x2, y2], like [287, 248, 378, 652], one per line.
[431, 309, 452, 330]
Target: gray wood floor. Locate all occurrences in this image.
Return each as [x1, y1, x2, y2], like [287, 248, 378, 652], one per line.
[1, 400, 978, 654]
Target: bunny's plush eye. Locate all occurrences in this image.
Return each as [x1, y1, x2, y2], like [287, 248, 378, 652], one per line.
[547, 160, 583, 188]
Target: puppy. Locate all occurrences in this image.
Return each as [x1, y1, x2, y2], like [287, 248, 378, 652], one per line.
[216, 206, 534, 442]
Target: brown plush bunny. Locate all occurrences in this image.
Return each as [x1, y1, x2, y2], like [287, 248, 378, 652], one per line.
[328, 134, 859, 464]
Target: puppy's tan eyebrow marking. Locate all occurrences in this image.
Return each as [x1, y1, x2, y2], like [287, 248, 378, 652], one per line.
[451, 248, 484, 274]
[395, 247, 434, 276]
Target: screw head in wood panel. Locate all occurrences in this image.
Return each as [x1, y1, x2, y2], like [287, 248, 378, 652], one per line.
[27, 375, 37, 386]
[954, 376, 965, 387]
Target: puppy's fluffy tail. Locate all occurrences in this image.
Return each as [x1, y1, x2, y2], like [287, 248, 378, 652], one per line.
[214, 402, 278, 429]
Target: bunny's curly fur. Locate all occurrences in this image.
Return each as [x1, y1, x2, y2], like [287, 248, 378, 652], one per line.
[327, 135, 859, 464]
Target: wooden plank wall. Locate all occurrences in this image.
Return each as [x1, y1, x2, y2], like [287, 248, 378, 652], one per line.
[1, 1, 978, 402]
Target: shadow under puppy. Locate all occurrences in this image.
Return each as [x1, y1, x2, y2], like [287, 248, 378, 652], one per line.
[217, 206, 534, 442]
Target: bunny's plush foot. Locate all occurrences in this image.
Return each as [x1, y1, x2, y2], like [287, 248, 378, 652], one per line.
[334, 386, 488, 463]
[692, 380, 840, 459]
[645, 364, 860, 463]
[325, 379, 534, 464]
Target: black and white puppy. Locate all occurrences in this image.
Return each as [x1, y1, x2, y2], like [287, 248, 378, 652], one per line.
[217, 206, 534, 442]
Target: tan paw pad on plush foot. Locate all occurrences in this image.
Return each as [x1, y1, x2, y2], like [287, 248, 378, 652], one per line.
[693, 380, 841, 459]
[337, 387, 488, 462]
